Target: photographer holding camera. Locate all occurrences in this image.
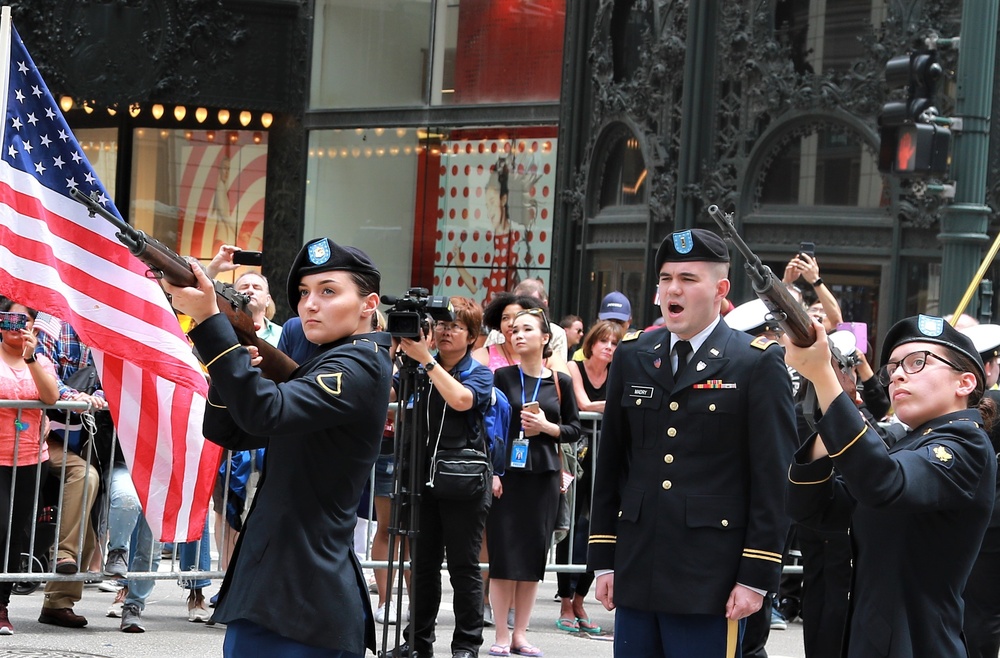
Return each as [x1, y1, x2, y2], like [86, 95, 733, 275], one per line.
[387, 297, 499, 658]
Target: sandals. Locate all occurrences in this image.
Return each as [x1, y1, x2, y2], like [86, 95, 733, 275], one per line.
[576, 617, 602, 634]
[489, 644, 511, 657]
[512, 646, 544, 657]
[555, 617, 580, 632]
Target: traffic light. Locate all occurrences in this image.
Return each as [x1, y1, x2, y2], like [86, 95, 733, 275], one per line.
[878, 51, 951, 175]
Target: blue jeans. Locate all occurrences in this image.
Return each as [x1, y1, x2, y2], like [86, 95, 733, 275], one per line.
[178, 515, 211, 589]
[107, 465, 141, 553]
[124, 513, 161, 609]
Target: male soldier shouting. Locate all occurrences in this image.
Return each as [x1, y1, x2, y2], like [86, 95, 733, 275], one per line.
[589, 228, 797, 657]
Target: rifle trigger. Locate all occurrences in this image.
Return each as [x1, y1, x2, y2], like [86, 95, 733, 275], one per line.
[144, 269, 164, 280]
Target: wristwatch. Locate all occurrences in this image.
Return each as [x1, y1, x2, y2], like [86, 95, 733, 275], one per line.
[23, 355, 35, 364]
[424, 361, 436, 373]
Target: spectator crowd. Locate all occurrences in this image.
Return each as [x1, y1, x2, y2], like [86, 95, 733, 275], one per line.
[0, 231, 998, 658]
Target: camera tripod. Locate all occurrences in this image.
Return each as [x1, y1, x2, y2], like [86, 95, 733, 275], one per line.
[379, 354, 430, 658]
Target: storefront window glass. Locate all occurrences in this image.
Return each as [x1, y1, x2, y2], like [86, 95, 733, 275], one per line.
[129, 128, 268, 268]
[77, 128, 118, 201]
[759, 127, 884, 207]
[310, 0, 432, 109]
[304, 126, 558, 308]
[310, 0, 565, 109]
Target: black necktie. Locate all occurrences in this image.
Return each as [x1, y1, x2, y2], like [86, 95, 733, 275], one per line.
[674, 340, 692, 379]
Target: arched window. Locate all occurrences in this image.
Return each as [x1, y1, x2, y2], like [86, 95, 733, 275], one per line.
[595, 127, 647, 211]
[758, 123, 884, 208]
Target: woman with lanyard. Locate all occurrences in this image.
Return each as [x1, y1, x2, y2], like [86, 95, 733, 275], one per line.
[488, 308, 581, 657]
[387, 297, 498, 658]
[785, 315, 996, 656]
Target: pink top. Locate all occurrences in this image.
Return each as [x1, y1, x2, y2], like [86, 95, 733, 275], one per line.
[0, 355, 55, 466]
[487, 344, 515, 372]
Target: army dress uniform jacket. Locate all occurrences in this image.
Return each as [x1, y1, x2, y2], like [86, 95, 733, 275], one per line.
[190, 314, 393, 655]
[788, 393, 996, 658]
[588, 320, 797, 614]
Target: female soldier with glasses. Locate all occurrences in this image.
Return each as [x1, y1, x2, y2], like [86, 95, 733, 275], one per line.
[785, 314, 997, 657]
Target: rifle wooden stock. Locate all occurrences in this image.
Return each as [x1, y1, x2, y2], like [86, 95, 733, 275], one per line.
[70, 189, 298, 383]
[707, 205, 816, 347]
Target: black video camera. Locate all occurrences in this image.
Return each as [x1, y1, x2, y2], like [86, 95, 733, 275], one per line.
[380, 288, 454, 338]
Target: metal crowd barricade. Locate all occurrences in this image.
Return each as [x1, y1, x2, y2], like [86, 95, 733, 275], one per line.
[357, 404, 803, 578]
[0, 399, 799, 590]
[0, 399, 226, 588]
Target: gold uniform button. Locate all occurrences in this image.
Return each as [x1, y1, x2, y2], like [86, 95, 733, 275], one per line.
[662, 480, 672, 490]
[669, 401, 679, 411]
[667, 427, 677, 437]
[721, 519, 729, 527]
[635, 399, 642, 406]
[709, 403, 717, 412]
[618, 511, 623, 517]
[663, 454, 674, 464]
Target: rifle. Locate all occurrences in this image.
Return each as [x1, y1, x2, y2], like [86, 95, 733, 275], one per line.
[70, 189, 298, 383]
[708, 205, 815, 347]
[708, 204, 858, 399]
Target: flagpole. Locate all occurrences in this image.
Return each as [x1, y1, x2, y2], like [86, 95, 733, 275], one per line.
[0, 6, 10, 151]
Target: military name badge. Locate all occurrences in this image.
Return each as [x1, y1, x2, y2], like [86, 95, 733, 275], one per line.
[628, 384, 654, 407]
[927, 443, 955, 468]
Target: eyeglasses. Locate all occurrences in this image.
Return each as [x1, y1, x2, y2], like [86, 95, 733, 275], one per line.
[434, 321, 467, 333]
[876, 350, 964, 386]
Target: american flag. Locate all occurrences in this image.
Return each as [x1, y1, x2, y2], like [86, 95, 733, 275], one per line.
[0, 9, 221, 542]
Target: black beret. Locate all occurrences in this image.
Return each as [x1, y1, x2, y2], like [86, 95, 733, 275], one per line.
[286, 237, 380, 312]
[880, 314, 985, 388]
[654, 228, 730, 272]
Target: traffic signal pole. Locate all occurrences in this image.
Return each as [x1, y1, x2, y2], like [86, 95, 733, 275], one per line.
[939, 0, 999, 314]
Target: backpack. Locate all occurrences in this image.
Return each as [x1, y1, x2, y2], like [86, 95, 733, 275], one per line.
[459, 364, 511, 473]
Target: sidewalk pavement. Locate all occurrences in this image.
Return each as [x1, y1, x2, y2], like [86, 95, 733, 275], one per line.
[0, 573, 806, 657]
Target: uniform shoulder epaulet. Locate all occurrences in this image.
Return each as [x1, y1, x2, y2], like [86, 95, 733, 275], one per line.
[750, 335, 778, 350]
[622, 330, 644, 342]
[352, 338, 379, 351]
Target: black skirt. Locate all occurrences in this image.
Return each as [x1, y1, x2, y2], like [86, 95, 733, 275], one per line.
[486, 469, 560, 581]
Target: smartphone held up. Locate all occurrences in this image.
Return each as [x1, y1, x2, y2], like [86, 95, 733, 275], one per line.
[0, 312, 28, 332]
[232, 250, 263, 266]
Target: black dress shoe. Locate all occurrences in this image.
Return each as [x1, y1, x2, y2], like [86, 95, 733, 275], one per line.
[38, 607, 88, 628]
[452, 651, 477, 658]
[379, 642, 433, 658]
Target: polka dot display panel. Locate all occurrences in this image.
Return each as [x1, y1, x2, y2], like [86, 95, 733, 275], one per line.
[432, 137, 556, 306]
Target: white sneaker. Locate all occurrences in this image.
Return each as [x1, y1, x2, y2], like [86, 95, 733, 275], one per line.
[98, 579, 124, 593]
[107, 601, 123, 618]
[374, 601, 397, 625]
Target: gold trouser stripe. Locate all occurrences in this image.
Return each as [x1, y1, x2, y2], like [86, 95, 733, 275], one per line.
[726, 618, 738, 657]
[828, 425, 867, 458]
[204, 344, 241, 368]
[588, 538, 616, 544]
[589, 534, 616, 540]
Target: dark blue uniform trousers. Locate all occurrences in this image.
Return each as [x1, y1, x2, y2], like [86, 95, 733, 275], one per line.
[614, 607, 744, 658]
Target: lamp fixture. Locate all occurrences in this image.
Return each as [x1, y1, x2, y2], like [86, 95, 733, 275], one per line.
[195, 107, 208, 123]
[151, 104, 164, 120]
[218, 109, 230, 125]
[174, 105, 186, 121]
[128, 104, 141, 118]
[59, 96, 73, 112]
[239, 111, 251, 127]
[260, 112, 273, 129]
